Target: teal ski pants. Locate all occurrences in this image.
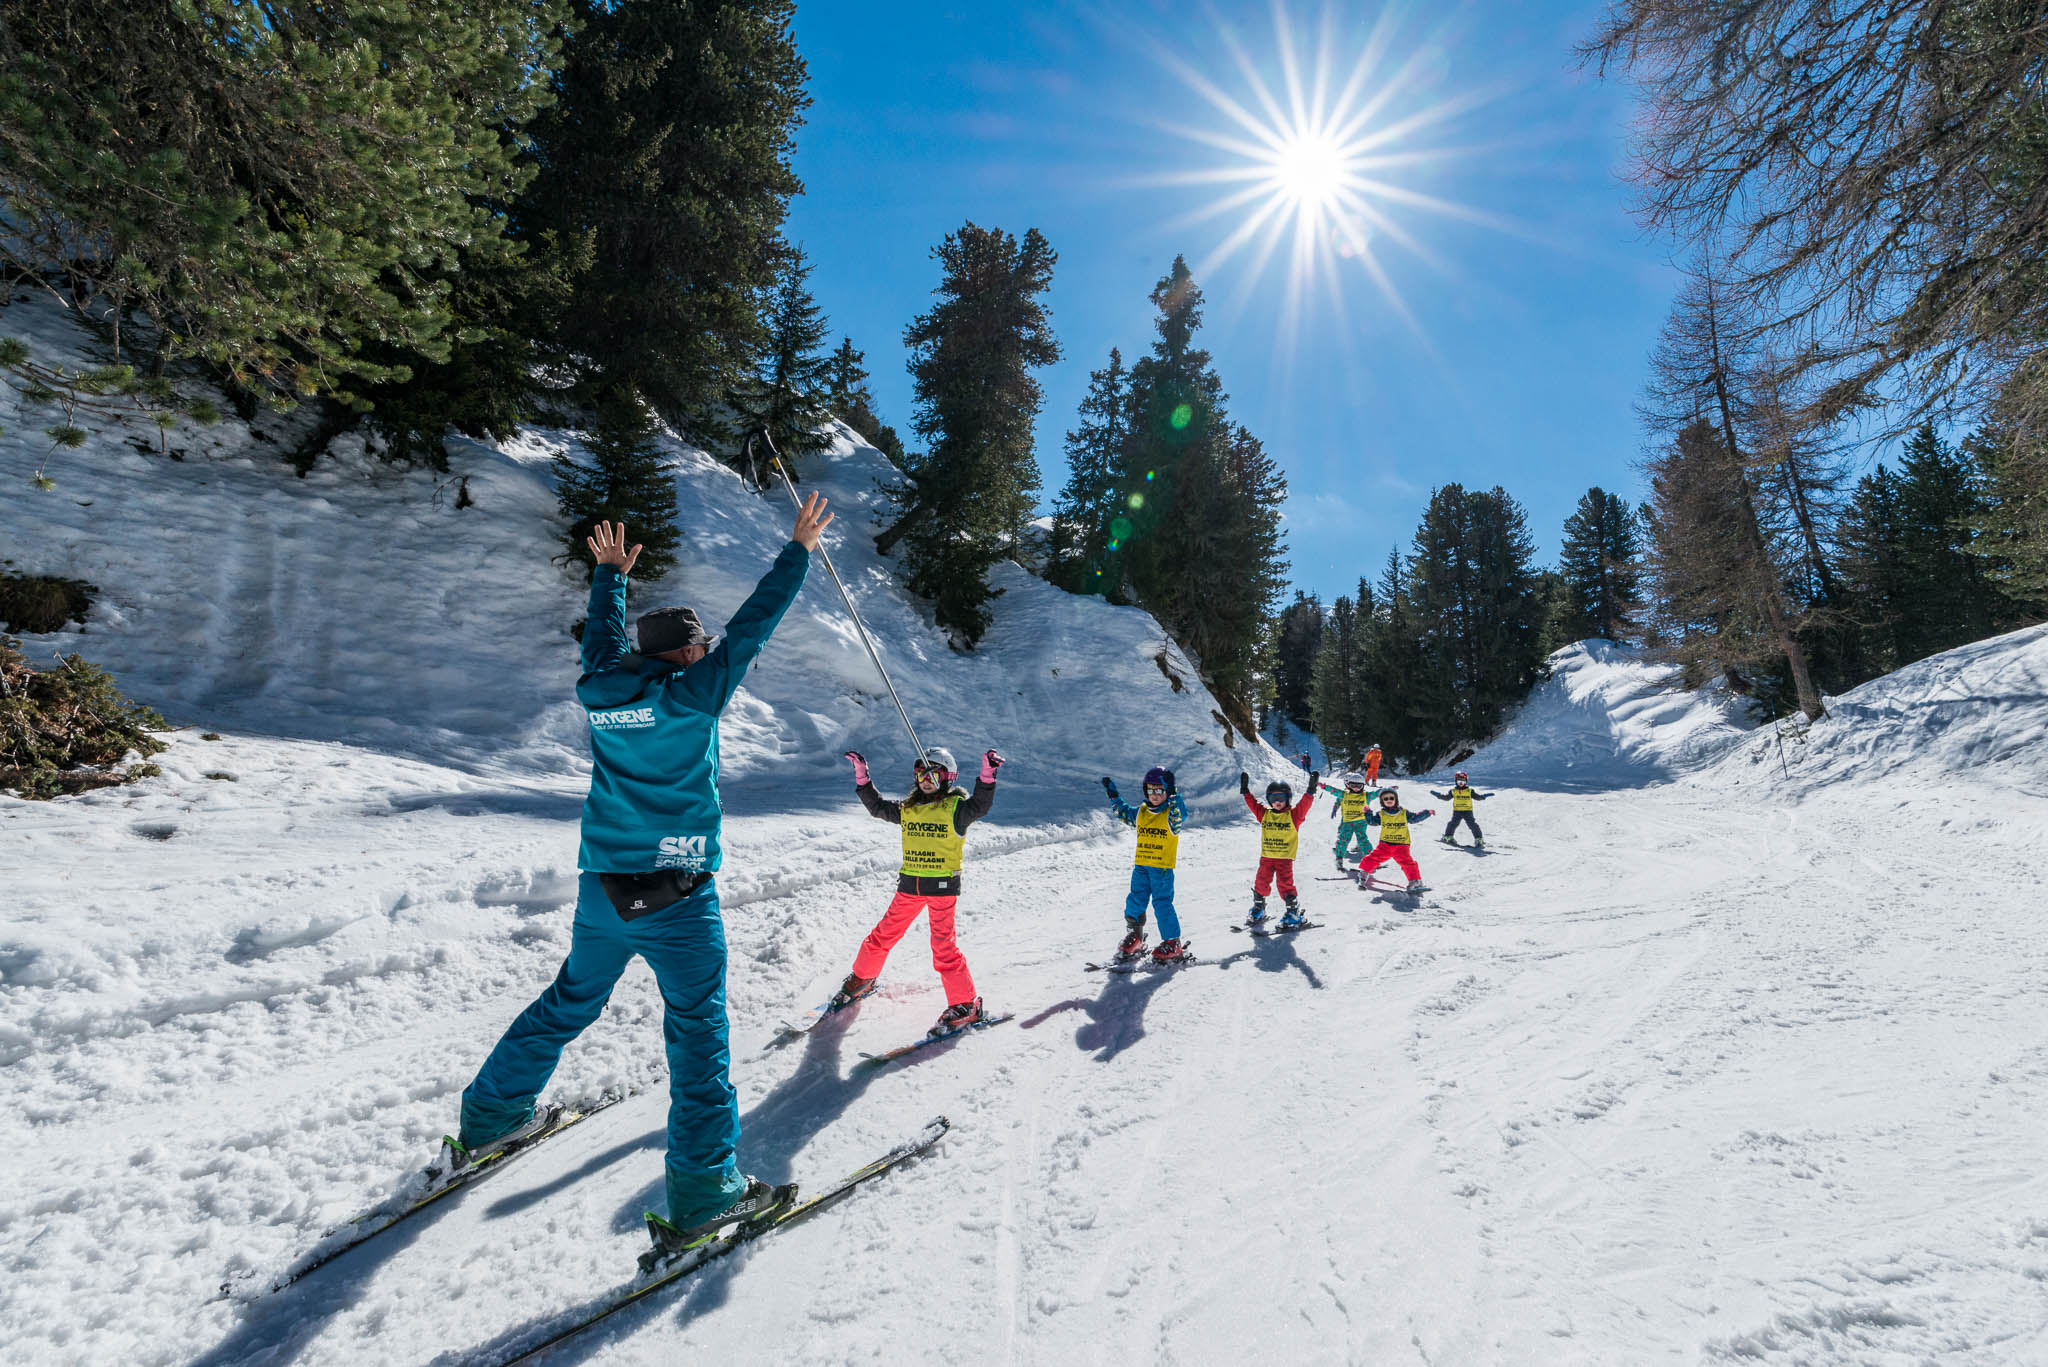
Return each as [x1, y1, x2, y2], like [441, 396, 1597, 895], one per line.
[460, 872, 743, 1227]
[1334, 819, 1373, 861]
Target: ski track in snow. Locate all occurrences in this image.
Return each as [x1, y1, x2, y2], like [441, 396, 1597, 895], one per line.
[8, 761, 2048, 1366]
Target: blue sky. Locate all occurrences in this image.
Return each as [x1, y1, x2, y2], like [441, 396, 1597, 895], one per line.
[782, 0, 1679, 605]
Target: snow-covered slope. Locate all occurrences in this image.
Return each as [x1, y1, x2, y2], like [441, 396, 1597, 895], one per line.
[8, 295, 2048, 1367]
[1463, 639, 1760, 789]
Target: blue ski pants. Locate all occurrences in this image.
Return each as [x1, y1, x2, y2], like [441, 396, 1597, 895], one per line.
[460, 872, 743, 1227]
[1334, 819, 1373, 861]
[1122, 865, 1181, 941]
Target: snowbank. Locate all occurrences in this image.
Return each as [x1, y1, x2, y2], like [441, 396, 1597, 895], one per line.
[1458, 639, 1760, 789]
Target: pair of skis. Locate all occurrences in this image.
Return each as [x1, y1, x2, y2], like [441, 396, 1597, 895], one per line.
[772, 984, 1015, 1066]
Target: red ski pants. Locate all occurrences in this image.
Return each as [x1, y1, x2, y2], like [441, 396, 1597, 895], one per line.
[1358, 842, 1421, 881]
[1252, 856, 1298, 899]
[851, 891, 976, 1006]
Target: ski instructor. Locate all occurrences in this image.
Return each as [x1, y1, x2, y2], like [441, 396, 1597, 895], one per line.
[452, 494, 832, 1255]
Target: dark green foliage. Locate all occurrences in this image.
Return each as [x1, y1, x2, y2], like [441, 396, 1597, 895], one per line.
[553, 390, 680, 587]
[882, 222, 1060, 647]
[0, 635, 166, 799]
[732, 247, 833, 468]
[824, 337, 907, 467]
[1400, 485, 1547, 763]
[1046, 257, 1290, 731]
[0, 573, 97, 634]
[1963, 424, 2048, 606]
[1045, 349, 1131, 595]
[1270, 592, 1324, 731]
[0, 0, 567, 410]
[1308, 595, 1358, 760]
[1834, 464, 1913, 674]
[1556, 487, 1644, 641]
[519, 0, 809, 428]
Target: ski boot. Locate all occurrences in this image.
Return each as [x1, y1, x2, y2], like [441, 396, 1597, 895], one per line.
[1245, 896, 1269, 927]
[1439, 833, 1456, 845]
[640, 1178, 796, 1276]
[1151, 937, 1192, 964]
[1278, 899, 1306, 930]
[929, 996, 985, 1039]
[1474, 837, 1485, 848]
[1335, 854, 1349, 874]
[425, 1103, 562, 1189]
[1114, 919, 1148, 963]
[828, 972, 877, 1011]
[1405, 879, 1426, 894]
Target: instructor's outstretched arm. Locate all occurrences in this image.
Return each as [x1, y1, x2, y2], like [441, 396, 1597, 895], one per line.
[678, 493, 832, 713]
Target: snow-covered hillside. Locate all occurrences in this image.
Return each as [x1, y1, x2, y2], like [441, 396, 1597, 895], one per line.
[7, 297, 2048, 1367]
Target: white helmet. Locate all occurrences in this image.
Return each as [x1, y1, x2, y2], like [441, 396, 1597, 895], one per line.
[915, 747, 957, 781]
[1342, 772, 1366, 789]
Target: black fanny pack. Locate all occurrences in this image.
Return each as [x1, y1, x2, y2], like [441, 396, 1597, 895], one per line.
[895, 872, 962, 897]
[598, 870, 712, 921]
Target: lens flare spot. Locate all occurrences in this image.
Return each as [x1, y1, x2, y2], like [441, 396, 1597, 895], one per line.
[1110, 516, 1134, 541]
[1144, 470, 1155, 482]
[1170, 404, 1193, 430]
[1127, 492, 1145, 510]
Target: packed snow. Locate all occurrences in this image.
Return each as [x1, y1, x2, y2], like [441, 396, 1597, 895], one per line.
[6, 297, 2048, 1364]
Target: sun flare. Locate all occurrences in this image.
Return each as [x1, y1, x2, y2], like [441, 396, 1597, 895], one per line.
[1135, 2, 1499, 353]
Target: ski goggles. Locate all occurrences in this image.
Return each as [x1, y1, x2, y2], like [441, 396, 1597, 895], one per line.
[913, 760, 953, 779]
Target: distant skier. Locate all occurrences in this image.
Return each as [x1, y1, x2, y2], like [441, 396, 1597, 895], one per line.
[1103, 767, 1192, 963]
[1363, 743, 1384, 786]
[1328, 771, 1379, 870]
[452, 499, 831, 1265]
[1356, 787, 1435, 893]
[830, 746, 1002, 1035]
[1240, 769, 1319, 928]
[1430, 771, 1493, 847]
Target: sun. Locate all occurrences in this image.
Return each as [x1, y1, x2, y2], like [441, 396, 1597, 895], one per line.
[1271, 133, 1348, 210]
[1133, 2, 1498, 351]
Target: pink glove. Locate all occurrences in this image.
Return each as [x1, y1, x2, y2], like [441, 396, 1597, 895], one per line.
[844, 750, 870, 786]
[980, 749, 1005, 783]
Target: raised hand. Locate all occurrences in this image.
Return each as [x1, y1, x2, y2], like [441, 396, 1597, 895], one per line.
[844, 749, 870, 786]
[980, 749, 1005, 783]
[1101, 777, 1118, 798]
[792, 490, 834, 550]
[1238, 771, 1251, 795]
[586, 520, 642, 575]
[1162, 769, 1176, 795]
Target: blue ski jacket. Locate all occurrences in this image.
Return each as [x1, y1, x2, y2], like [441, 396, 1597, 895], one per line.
[575, 546, 810, 873]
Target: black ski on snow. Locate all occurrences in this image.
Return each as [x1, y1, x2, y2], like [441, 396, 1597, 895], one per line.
[1084, 953, 1201, 974]
[856, 1012, 1015, 1067]
[486, 1116, 953, 1367]
[224, 1095, 629, 1300]
[773, 982, 878, 1039]
[1231, 921, 1322, 936]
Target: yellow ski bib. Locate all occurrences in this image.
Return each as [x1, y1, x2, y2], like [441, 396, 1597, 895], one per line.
[1260, 808, 1299, 859]
[1339, 790, 1371, 822]
[1134, 803, 1179, 869]
[899, 795, 966, 876]
[1376, 808, 1411, 845]
[1452, 786, 1475, 812]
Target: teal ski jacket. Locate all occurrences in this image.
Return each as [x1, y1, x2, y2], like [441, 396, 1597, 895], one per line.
[575, 546, 810, 873]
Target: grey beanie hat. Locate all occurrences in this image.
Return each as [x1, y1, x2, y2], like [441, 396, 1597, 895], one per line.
[637, 605, 710, 656]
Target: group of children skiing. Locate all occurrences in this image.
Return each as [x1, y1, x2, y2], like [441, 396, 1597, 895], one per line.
[824, 746, 1502, 1015]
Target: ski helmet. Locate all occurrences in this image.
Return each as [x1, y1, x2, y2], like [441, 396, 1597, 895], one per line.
[1342, 772, 1366, 790]
[1379, 787, 1400, 808]
[1143, 766, 1170, 790]
[1453, 770, 1469, 784]
[914, 747, 957, 781]
[1265, 780, 1293, 805]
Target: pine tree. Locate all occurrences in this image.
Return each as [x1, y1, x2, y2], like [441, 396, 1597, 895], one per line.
[518, 0, 808, 428]
[1309, 595, 1357, 763]
[1965, 424, 2048, 607]
[0, 0, 568, 415]
[1046, 348, 1132, 595]
[1834, 464, 1911, 675]
[1270, 592, 1324, 731]
[554, 389, 681, 587]
[1361, 550, 1424, 770]
[1891, 424, 2005, 655]
[1557, 487, 1644, 641]
[732, 247, 833, 468]
[824, 337, 907, 465]
[880, 222, 1060, 647]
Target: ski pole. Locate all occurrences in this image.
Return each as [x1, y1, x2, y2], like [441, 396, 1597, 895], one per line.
[745, 429, 926, 765]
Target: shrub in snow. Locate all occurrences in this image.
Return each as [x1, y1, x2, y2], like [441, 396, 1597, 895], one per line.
[0, 636, 166, 799]
[0, 572, 97, 634]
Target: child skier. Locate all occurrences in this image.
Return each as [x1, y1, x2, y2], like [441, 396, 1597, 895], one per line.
[831, 746, 1002, 1037]
[1102, 767, 1192, 963]
[1356, 787, 1435, 893]
[1429, 771, 1493, 847]
[1239, 769, 1319, 928]
[1328, 771, 1378, 871]
[1363, 743, 1383, 785]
